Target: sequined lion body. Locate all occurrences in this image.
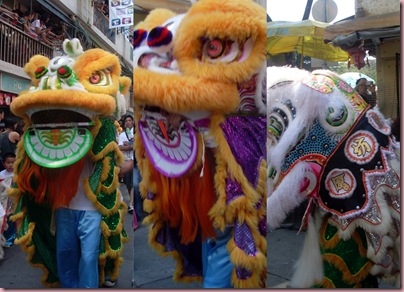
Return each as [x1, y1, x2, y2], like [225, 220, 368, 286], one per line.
[133, 0, 267, 288]
[267, 67, 400, 288]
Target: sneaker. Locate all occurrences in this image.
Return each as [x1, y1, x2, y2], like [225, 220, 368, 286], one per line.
[104, 279, 116, 288]
[104, 275, 117, 288]
[128, 205, 134, 214]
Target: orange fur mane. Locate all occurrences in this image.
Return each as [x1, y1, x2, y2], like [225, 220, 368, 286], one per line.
[150, 154, 217, 244]
[16, 157, 85, 209]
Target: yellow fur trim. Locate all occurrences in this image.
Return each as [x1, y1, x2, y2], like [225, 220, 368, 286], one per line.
[73, 48, 120, 94]
[320, 218, 340, 249]
[228, 239, 267, 272]
[90, 141, 122, 163]
[320, 277, 336, 288]
[10, 89, 116, 118]
[114, 120, 123, 135]
[322, 253, 373, 285]
[100, 203, 127, 237]
[98, 256, 124, 284]
[146, 221, 203, 283]
[206, 114, 266, 287]
[133, 70, 240, 114]
[119, 76, 132, 94]
[134, 108, 157, 196]
[175, 1, 266, 84]
[134, 8, 176, 31]
[209, 115, 264, 226]
[99, 156, 112, 181]
[13, 222, 59, 287]
[14, 220, 34, 247]
[83, 180, 120, 216]
[9, 211, 23, 222]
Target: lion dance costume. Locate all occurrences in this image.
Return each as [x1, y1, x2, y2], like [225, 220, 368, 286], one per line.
[267, 67, 400, 288]
[9, 39, 130, 287]
[133, 0, 267, 288]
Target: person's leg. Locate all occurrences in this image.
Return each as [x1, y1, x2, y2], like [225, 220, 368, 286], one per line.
[77, 210, 102, 288]
[56, 208, 80, 288]
[132, 231, 135, 287]
[133, 166, 143, 222]
[124, 169, 134, 213]
[202, 228, 233, 288]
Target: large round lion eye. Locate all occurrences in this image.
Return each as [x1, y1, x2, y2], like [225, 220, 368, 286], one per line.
[90, 72, 101, 84]
[202, 38, 240, 63]
[89, 70, 111, 86]
[206, 39, 224, 58]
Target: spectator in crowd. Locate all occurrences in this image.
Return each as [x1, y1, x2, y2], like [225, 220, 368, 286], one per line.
[355, 77, 377, 108]
[118, 115, 134, 213]
[0, 108, 5, 133]
[0, 152, 16, 250]
[391, 115, 400, 142]
[0, 3, 19, 20]
[20, 11, 37, 37]
[29, 13, 61, 47]
[0, 116, 20, 171]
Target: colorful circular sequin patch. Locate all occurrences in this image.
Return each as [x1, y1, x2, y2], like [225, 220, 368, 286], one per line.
[344, 130, 378, 165]
[325, 168, 356, 199]
[366, 109, 391, 135]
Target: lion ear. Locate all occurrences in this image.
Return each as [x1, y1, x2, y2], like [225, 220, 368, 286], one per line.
[135, 8, 177, 31]
[119, 76, 132, 94]
[24, 55, 50, 86]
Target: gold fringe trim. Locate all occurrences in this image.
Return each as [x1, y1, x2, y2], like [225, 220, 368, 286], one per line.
[322, 253, 373, 285]
[320, 277, 336, 288]
[14, 222, 60, 287]
[320, 218, 340, 249]
[209, 114, 267, 287]
[83, 180, 120, 216]
[100, 203, 127, 237]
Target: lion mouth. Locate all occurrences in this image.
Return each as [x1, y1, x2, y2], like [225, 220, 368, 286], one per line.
[27, 108, 95, 129]
[137, 52, 178, 73]
[138, 106, 198, 178]
[24, 108, 96, 168]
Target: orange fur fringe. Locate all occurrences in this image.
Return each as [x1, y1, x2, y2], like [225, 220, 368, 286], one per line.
[149, 155, 217, 244]
[16, 157, 85, 209]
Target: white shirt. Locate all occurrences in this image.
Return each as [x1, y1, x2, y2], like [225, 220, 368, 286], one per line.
[0, 169, 13, 216]
[67, 157, 97, 211]
[118, 127, 134, 160]
[29, 19, 44, 36]
[0, 169, 14, 180]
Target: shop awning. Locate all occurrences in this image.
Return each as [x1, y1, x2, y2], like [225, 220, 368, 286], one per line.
[324, 11, 400, 42]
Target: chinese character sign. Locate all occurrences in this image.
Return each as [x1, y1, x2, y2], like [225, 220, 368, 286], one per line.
[109, 0, 134, 28]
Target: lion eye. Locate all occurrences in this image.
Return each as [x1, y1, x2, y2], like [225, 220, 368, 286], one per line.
[206, 39, 224, 58]
[89, 70, 110, 86]
[201, 38, 240, 63]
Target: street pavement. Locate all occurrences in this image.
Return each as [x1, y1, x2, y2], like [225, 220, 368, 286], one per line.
[0, 184, 396, 289]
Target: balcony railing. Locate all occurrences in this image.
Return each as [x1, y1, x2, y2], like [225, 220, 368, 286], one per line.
[0, 18, 53, 68]
[93, 6, 115, 43]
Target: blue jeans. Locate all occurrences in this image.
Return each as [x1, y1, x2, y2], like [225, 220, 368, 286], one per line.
[202, 227, 234, 288]
[56, 208, 102, 288]
[133, 166, 143, 222]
